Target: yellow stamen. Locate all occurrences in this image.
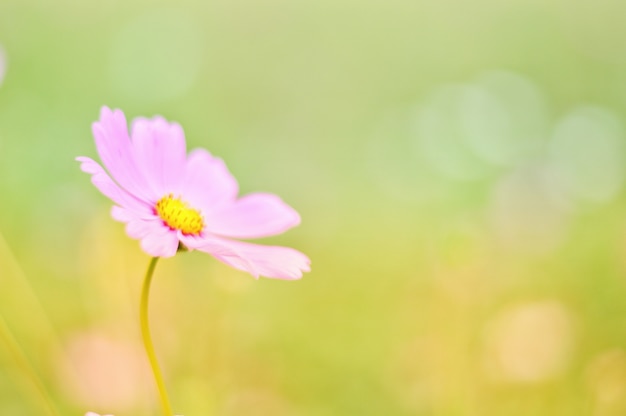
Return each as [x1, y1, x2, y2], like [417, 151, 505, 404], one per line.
[155, 194, 204, 235]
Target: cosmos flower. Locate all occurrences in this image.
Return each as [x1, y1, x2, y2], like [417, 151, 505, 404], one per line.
[77, 107, 310, 279]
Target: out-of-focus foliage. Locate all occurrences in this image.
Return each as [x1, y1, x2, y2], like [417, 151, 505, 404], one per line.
[2, 0, 626, 415]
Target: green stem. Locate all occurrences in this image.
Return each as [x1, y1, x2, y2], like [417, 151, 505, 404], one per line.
[0, 315, 59, 416]
[140, 257, 173, 416]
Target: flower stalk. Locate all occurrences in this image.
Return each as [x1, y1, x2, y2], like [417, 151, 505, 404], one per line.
[140, 257, 173, 416]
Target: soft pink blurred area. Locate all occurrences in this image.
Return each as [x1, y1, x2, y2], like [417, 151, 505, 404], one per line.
[0, 45, 6, 87]
[59, 330, 152, 412]
[1, 0, 626, 415]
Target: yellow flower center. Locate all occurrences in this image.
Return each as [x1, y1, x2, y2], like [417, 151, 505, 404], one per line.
[155, 194, 204, 235]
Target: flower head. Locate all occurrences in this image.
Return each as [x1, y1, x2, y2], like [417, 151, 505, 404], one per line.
[77, 107, 310, 279]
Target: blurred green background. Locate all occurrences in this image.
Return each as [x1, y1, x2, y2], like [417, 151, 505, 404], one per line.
[2, 0, 626, 415]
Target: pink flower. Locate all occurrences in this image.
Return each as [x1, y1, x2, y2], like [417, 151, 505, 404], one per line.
[77, 107, 310, 279]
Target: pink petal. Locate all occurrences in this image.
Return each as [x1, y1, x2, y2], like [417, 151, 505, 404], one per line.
[111, 205, 176, 256]
[111, 205, 133, 222]
[131, 116, 187, 196]
[139, 226, 179, 258]
[92, 107, 154, 202]
[76, 156, 151, 216]
[206, 193, 301, 239]
[184, 236, 310, 280]
[180, 149, 238, 213]
[111, 205, 161, 232]
[127, 218, 165, 240]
